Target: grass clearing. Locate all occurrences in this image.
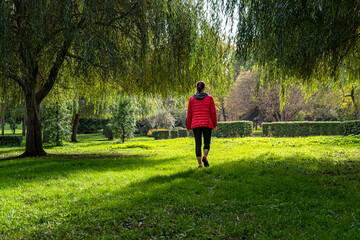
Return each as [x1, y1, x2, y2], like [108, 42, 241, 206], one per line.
[1, 134, 360, 239]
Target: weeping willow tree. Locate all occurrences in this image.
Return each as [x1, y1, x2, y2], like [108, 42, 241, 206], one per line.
[223, 0, 360, 94]
[0, 0, 232, 157]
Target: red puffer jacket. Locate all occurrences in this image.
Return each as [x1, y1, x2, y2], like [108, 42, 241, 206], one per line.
[186, 94, 217, 129]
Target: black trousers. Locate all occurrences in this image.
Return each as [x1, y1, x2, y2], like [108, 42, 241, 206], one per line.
[193, 127, 212, 157]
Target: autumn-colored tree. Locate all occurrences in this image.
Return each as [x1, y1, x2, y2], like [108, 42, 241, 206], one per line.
[225, 71, 307, 124]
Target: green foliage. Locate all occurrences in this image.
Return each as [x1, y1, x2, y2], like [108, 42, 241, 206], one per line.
[226, 0, 360, 86]
[178, 129, 188, 138]
[151, 130, 170, 140]
[103, 124, 113, 140]
[343, 120, 360, 135]
[314, 107, 339, 121]
[41, 103, 71, 145]
[152, 111, 176, 130]
[0, 135, 22, 146]
[262, 121, 345, 137]
[0, 0, 233, 156]
[214, 121, 253, 137]
[111, 98, 136, 143]
[77, 118, 109, 134]
[169, 130, 179, 139]
[1, 134, 360, 238]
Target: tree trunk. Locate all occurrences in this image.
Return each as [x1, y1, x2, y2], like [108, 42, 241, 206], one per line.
[71, 113, 80, 142]
[350, 88, 360, 120]
[22, 92, 46, 157]
[1, 117, 4, 135]
[22, 118, 26, 136]
[55, 107, 60, 146]
[221, 100, 227, 121]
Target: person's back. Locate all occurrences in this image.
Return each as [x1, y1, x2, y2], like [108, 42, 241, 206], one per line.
[188, 94, 216, 129]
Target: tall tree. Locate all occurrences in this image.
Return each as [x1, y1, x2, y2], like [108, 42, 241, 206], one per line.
[0, 0, 229, 157]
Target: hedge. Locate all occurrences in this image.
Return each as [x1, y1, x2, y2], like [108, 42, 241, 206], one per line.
[152, 130, 170, 140]
[178, 129, 188, 138]
[214, 121, 253, 138]
[0, 136, 23, 146]
[169, 130, 179, 139]
[343, 120, 360, 135]
[262, 121, 345, 137]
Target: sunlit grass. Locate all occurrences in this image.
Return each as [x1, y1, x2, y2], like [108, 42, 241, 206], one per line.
[1, 134, 360, 239]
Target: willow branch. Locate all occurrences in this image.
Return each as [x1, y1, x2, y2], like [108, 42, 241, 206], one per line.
[36, 37, 73, 103]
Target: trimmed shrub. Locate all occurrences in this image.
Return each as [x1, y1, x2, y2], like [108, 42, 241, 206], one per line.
[262, 121, 344, 137]
[169, 130, 179, 139]
[262, 124, 270, 136]
[343, 120, 360, 135]
[152, 130, 170, 140]
[214, 121, 253, 138]
[178, 129, 188, 138]
[0, 136, 23, 146]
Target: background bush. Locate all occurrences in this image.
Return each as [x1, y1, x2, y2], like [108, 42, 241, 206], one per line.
[78, 119, 109, 134]
[0, 136, 23, 146]
[214, 121, 253, 138]
[103, 124, 113, 140]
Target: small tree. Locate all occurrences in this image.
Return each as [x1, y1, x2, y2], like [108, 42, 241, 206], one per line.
[111, 98, 136, 143]
[41, 103, 71, 146]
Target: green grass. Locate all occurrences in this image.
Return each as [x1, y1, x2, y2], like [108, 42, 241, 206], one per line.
[1, 134, 360, 239]
[2, 124, 23, 135]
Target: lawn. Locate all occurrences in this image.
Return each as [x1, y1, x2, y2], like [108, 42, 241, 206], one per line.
[1, 134, 360, 239]
[2, 124, 23, 135]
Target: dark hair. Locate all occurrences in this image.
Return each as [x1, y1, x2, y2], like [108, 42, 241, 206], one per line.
[196, 81, 205, 92]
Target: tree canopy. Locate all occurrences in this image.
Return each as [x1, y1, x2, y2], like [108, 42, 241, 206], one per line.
[224, 0, 360, 86]
[0, 0, 233, 157]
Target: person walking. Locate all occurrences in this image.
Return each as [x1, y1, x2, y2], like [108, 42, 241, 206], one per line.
[186, 81, 217, 168]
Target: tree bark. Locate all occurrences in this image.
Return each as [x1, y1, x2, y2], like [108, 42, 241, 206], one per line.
[221, 100, 227, 121]
[22, 118, 26, 136]
[71, 113, 80, 142]
[22, 92, 46, 157]
[1, 117, 4, 135]
[350, 88, 360, 120]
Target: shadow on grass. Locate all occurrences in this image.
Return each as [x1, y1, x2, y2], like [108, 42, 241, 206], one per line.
[4, 153, 360, 239]
[0, 152, 178, 191]
[0, 147, 23, 155]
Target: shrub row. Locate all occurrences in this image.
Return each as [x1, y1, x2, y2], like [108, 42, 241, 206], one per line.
[214, 121, 253, 138]
[262, 120, 360, 137]
[0, 136, 23, 146]
[343, 120, 360, 135]
[151, 129, 189, 140]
